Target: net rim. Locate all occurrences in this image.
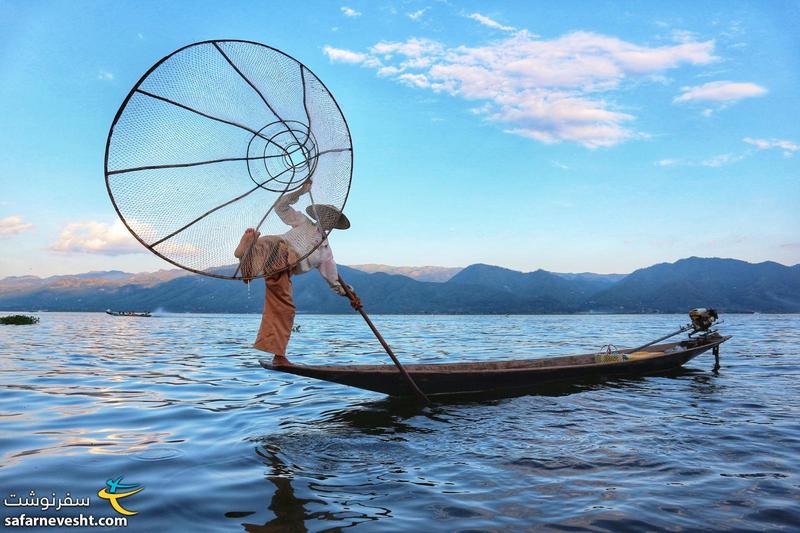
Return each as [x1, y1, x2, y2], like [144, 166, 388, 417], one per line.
[104, 39, 354, 281]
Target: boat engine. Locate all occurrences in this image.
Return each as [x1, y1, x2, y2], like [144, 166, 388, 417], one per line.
[689, 308, 718, 332]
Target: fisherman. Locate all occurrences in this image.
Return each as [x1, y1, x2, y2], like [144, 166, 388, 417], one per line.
[235, 180, 354, 366]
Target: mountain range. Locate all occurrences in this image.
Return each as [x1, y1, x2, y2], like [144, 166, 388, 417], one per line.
[0, 257, 798, 314]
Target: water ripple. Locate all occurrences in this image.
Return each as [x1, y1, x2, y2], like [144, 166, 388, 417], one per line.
[0, 312, 798, 531]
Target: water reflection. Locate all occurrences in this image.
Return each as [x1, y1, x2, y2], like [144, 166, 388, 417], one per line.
[236, 444, 383, 532]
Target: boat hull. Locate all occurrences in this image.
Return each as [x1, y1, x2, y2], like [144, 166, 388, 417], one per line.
[105, 311, 151, 317]
[260, 335, 731, 398]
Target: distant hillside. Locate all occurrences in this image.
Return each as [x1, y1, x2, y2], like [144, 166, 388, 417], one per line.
[348, 264, 463, 282]
[0, 269, 188, 295]
[1, 258, 798, 314]
[448, 264, 602, 311]
[552, 272, 626, 285]
[586, 257, 800, 313]
[349, 263, 624, 286]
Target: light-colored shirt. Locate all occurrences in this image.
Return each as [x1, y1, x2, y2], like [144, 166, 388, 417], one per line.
[276, 194, 342, 293]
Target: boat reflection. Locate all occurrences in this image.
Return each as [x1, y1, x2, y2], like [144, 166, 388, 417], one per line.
[303, 366, 711, 433]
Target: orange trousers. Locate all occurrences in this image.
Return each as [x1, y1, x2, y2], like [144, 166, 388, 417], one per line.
[239, 236, 298, 356]
[253, 269, 295, 355]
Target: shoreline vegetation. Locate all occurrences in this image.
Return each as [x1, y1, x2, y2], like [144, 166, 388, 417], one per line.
[0, 314, 40, 325]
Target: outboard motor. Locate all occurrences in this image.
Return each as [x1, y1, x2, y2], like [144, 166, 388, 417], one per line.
[596, 307, 724, 368]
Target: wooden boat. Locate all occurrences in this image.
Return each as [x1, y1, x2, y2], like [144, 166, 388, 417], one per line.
[261, 334, 730, 398]
[105, 309, 152, 317]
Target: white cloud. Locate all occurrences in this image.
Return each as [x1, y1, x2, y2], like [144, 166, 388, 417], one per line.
[340, 6, 361, 17]
[655, 153, 747, 167]
[0, 216, 33, 236]
[743, 137, 800, 157]
[322, 46, 368, 64]
[407, 9, 427, 21]
[701, 153, 744, 167]
[671, 29, 698, 43]
[50, 220, 143, 255]
[656, 158, 679, 167]
[674, 80, 767, 103]
[97, 70, 114, 81]
[324, 30, 716, 147]
[322, 46, 380, 68]
[49, 219, 203, 257]
[377, 65, 401, 76]
[370, 38, 443, 58]
[467, 13, 516, 32]
[398, 73, 430, 88]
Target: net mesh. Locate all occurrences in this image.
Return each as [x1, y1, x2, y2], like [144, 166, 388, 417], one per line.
[105, 40, 352, 279]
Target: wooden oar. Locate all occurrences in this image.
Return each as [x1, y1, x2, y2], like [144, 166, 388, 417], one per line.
[338, 275, 430, 405]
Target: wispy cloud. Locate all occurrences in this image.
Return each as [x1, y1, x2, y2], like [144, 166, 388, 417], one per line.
[97, 70, 114, 81]
[700, 153, 744, 167]
[0, 216, 33, 237]
[656, 153, 746, 168]
[674, 80, 767, 104]
[323, 30, 716, 147]
[50, 220, 142, 255]
[670, 29, 699, 43]
[655, 159, 679, 167]
[322, 46, 380, 67]
[398, 72, 430, 88]
[467, 13, 516, 32]
[340, 6, 361, 18]
[407, 8, 427, 21]
[743, 137, 799, 157]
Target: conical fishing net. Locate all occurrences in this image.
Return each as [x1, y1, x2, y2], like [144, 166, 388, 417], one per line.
[105, 40, 352, 279]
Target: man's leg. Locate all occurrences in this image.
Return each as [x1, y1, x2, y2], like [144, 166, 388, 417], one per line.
[253, 243, 296, 364]
[235, 229, 266, 282]
[235, 228, 260, 258]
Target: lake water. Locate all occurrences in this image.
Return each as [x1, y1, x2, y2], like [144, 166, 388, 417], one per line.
[1, 312, 798, 531]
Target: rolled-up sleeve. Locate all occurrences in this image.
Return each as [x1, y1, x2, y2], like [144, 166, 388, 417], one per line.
[318, 252, 342, 293]
[275, 193, 309, 228]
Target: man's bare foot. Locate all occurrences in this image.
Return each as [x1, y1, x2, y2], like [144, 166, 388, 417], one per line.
[235, 228, 261, 258]
[272, 355, 292, 366]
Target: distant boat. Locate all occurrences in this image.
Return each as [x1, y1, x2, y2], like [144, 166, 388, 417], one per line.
[105, 309, 151, 317]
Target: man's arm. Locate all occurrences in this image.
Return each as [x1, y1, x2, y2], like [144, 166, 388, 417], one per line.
[275, 181, 312, 228]
[318, 255, 346, 295]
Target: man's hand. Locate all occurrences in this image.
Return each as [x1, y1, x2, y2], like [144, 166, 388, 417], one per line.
[283, 180, 313, 204]
[342, 284, 361, 310]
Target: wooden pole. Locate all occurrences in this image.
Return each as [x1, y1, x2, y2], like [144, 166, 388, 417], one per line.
[338, 275, 430, 405]
[628, 325, 692, 354]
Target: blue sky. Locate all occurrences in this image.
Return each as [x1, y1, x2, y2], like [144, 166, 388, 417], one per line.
[1, 0, 798, 277]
